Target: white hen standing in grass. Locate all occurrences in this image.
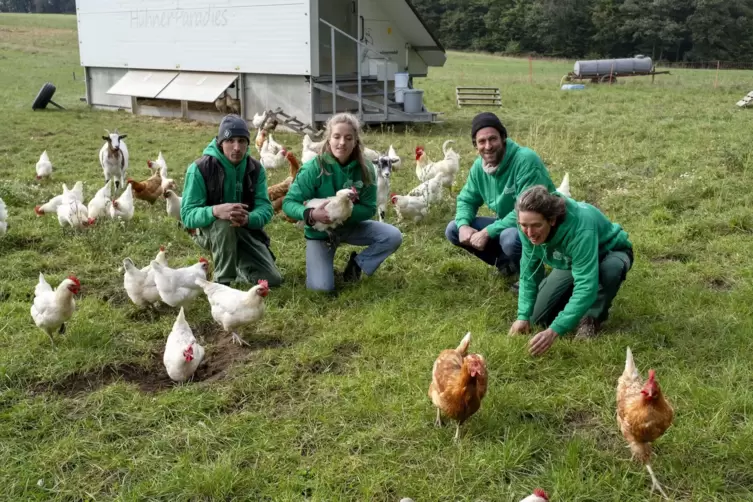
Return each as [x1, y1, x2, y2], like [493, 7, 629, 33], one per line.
[123, 246, 168, 307]
[35, 150, 52, 180]
[0, 196, 7, 235]
[195, 278, 269, 346]
[30, 273, 80, 346]
[163, 307, 204, 382]
[151, 258, 209, 309]
[87, 180, 111, 221]
[109, 184, 134, 221]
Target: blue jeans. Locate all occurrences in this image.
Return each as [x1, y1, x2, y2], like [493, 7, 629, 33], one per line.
[306, 220, 403, 291]
[445, 217, 522, 273]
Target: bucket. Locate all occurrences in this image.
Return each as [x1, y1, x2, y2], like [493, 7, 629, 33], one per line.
[403, 89, 424, 113]
[395, 88, 406, 104]
[394, 72, 410, 89]
[561, 84, 585, 90]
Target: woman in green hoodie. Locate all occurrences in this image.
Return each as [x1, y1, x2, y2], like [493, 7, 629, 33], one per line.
[508, 186, 634, 356]
[283, 113, 402, 292]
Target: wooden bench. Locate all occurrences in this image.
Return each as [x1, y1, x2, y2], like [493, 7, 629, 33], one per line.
[456, 87, 501, 108]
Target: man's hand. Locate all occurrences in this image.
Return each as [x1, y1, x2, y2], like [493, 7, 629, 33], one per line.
[458, 225, 476, 245]
[230, 212, 249, 227]
[529, 328, 559, 356]
[508, 320, 531, 336]
[311, 201, 332, 224]
[469, 227, 490, 250]
[213, 203, 248, 221]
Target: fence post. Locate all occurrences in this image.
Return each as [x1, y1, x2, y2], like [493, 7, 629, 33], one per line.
[714, 60, 720, 89]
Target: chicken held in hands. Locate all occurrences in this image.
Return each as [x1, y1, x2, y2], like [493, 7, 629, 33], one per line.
[195, 278, 269, 346]
[304, 186, 359, 242]
[30, 273, 80, 346]
[428, 332, 488, 441]
[163, 307, 204, 382]
[617, 347, 674, 499]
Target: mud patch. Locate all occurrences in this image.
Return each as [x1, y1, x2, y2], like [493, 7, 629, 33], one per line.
[707, 277, 733, 292]
[651, 251, 693, 264]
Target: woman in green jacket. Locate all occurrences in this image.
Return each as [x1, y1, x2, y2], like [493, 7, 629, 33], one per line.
[283, 113, 402, 291]
[508, 185, 634, 356]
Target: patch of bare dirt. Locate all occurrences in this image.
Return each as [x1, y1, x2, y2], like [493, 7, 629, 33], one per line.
[707, 277, 733, 292]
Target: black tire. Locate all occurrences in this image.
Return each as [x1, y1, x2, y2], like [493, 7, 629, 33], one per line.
[32, 83, 56, 110]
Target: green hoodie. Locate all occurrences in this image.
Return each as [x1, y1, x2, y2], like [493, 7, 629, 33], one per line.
[282, 153, 377, 240]
[455, 139, 556, 238]
[180, 139, 273, 230]
[517, 196, 633, 335]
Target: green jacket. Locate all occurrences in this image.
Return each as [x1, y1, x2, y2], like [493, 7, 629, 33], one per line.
[180, 139, 273, 230]
[455, 139, 556, 238]
[282, 153, 377, 240]
[517, 196, 633, 335]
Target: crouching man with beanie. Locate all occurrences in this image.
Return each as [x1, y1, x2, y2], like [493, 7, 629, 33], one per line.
[445, 112, 557, 291]
[181, 114, 282, 286]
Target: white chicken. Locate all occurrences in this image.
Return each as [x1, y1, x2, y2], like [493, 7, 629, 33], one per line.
[0, 196, 7, 235]
[150, 258, 209, 309]
[56, 188, 92, 230]
[123, 246, 168, 307]
[252, 110, 269, 129]
[164, 189, 182, 222]
[415, 140, 460, 191]
[30, 273, 80, 345]
[302, 133, 325, 164]
[304, 186, 359, 241]
[390, 194, 428, 223]
[519, 489, 549, 502]
[260, 143, 287, 170]
[35, 150, 52, 180]
[557, 172, 571, 198]
[387, 144, 402, 170]
[163, 307, 204, 382]
[407, 173, 444, 205]
[87, 180, 112, 221]
[109, 184, 134, 221]
[148, 153, 176, 191]
[195, 278, 270, 346]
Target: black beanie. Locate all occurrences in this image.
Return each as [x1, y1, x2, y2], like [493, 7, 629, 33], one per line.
[217, 114, 250, 144]
[471, 112, 507, 143]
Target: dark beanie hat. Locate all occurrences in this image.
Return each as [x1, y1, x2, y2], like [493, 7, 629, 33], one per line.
[471, 112, 507, 142]
[217, 114, 250, 144]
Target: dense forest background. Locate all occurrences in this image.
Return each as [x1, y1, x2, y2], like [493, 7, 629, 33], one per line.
[3, 0, 753, 62]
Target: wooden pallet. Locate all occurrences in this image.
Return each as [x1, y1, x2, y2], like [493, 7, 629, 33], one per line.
[736, 91, 753, 107]
[456, 87, 501, 107]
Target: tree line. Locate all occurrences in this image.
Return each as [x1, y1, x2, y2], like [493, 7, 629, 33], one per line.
[411, 0, 753, 62]
[3, 0, 753, 62]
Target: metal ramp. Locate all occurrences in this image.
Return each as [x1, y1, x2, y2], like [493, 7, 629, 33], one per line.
[261, 107, 323, 137]
[456, 86, 501, 107]
[736, 91, 753, 107]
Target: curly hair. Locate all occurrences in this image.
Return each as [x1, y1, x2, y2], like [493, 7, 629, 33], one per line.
[515, 185, 567, 224]
[317, 112, 373, 186]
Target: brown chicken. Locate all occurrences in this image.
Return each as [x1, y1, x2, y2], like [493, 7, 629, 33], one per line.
[267, 150, 301, 222]
[428, 332, 487, 441]
[127, 171, 163, 204]
[617, 347, 674, 499]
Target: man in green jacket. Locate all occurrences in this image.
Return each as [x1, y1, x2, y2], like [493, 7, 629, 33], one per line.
[446, 112, 557, 287]
[180, 114, 282, 287]
[509, 186, 634, 356]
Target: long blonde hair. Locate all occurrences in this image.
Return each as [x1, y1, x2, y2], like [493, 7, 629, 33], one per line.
[317, 112, 373, 186]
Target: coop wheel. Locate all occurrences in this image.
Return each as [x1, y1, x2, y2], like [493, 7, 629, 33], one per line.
[32, 83, 65, 110]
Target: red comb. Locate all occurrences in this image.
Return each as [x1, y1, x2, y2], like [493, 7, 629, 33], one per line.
[159, 245, 165, 252]
[199, 257, 208, 264]
[533, 488, 548, 500]
[415, 145, 424, 152]
[258, 279, 269, 288]
[67, 276, 81, 287]
[648, 369, 656, 381]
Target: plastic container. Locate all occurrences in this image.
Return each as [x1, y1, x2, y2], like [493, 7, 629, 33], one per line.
[561, 84, 586, 90]
[394, 72, 410, 89]
[395, 88, 406, 104]
[403, 89, 424, 113]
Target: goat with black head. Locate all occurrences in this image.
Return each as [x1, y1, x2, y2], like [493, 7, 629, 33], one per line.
[99, 128, 129, 190]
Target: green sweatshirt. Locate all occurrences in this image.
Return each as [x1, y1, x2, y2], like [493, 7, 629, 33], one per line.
[282, 153, 377, 240]
[517, 196, 633, 335]
[180, 139, 273, 230]
[455, 139, 556, 238]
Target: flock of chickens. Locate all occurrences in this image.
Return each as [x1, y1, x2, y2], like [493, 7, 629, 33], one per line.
[3, 114, 673, 500]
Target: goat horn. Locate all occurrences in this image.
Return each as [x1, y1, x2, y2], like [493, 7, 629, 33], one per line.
[104, 128, 111, 135]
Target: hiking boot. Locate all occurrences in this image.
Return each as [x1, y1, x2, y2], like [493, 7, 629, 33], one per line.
[574, 316, 600, 340]
[497, 260, 518, 278]
[342, 251, 362, 283]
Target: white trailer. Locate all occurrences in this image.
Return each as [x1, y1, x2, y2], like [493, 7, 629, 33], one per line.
[75, 0, 447, 130]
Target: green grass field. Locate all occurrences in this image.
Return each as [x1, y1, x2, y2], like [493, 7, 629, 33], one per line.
[1, 12, 753, 501]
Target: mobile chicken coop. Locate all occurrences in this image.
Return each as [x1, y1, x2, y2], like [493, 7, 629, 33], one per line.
[75, 0, 447, 131]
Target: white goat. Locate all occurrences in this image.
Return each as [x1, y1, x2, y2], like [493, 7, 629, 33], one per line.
[99, 129, 129, 190]
[375, 154, 399, 222]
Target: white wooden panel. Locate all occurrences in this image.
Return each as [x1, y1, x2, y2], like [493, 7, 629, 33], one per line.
[106, 70, 178, 98]
[76, 0, 311, 75]
[156, 72, 237, 102]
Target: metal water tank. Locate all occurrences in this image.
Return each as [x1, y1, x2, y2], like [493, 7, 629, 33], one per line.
[573, 55, 653, 77]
